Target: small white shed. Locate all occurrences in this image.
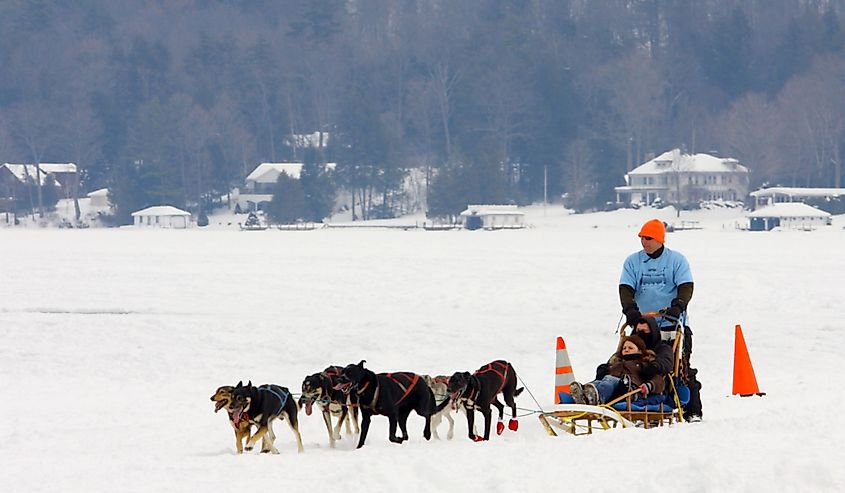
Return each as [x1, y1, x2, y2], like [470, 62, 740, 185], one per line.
[747, 202, 831, 231]
[459, 204, 526, 230]
[131, 205, 192, 229]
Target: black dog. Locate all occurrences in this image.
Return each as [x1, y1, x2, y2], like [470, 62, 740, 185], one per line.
[447, 360, 524, 441]
[334, 360, 450, 448]
[298, 366, 360, 448]
[230, 381, 304, 453]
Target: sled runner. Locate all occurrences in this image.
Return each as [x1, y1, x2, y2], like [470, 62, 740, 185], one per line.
[539, 314, 690, 436]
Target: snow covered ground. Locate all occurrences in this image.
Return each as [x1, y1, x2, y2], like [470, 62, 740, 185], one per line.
[1, 205, 843, 492]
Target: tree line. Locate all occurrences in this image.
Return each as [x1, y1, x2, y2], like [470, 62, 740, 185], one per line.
[1, 0, 844, 223]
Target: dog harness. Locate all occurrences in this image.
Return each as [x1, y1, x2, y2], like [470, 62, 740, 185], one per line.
[357, 372, 420, 412]
[385, 373, 420, 405]
[463, 361, 510, 404]
[259, 385, 290, 416]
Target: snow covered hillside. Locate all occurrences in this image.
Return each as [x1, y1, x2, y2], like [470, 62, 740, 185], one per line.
[1, 207, 842, 492]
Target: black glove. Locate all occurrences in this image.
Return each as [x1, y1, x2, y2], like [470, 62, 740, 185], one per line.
[640, 362, 658, 381]
[623, 304, 642, 327]
[595, 363, 609, 380]
[662, 298, 687, 321]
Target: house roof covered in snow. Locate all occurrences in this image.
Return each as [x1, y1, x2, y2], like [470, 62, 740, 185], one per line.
[629, 149, 748, 175]
[749, 187, 845, 198]
[747, 202, 830, 218]
[246, 163, 304, 182]
[37, 163, 77, 174]
[87, 188, 109, 198]
[2, 163, 54, 185]
[245, 162, 337, 183]
[131, 205, 191, 217]
[459, 204, 524, 216]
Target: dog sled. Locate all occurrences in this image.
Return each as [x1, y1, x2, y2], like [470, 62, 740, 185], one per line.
[539, 313, 691, 436]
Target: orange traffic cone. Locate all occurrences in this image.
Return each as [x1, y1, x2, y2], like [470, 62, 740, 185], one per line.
[554, 336, 576, 403]
[732, 325, 765, 397]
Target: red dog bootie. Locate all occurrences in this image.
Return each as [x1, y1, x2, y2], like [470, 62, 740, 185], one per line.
[496, 420, 505, 435]
[508, 419, 519, 431]
[473, 435, 485, 442]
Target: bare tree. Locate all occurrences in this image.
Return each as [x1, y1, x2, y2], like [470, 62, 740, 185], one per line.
[10, 103, 57, 218]
[428, 60, 461, 164]
[62, 102, 104, 221]
[777, 56, 845, 187]
[594, 49, 667, 172]
[714, 93, 786, 187]
[561, 138, 597, 211]
[475, 65, 536, 192]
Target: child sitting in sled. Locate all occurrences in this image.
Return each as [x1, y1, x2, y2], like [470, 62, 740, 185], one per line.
[569, 335, 665, 406]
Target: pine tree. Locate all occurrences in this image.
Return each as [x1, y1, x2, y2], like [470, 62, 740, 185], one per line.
[266, 172, 306, 224]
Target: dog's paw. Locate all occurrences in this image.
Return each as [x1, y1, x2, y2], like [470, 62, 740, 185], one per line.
[496, 421, 505, 435]
[472, 435, 485, 442]
[508, 419, 519, 432]
[389, 436, 403, 444]
[244, 446, 253, 452]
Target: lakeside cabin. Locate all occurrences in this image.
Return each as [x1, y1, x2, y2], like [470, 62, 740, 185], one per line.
[131, 205, 192, 229]
[459, 205, 526, 230]
[747, 202, 831, 231]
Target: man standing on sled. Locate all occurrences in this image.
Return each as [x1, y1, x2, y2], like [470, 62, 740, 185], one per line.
[618, 218, 703, 422]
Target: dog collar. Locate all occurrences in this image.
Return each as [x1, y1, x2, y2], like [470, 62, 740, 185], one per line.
[356, 381, 370, 394]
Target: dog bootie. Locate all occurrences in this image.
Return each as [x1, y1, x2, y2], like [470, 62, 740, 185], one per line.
[473, 435, 485, 442]
[508, 419, 518, 431]
[496, 421, 505, 435]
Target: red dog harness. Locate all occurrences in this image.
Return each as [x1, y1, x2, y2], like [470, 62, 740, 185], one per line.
[474, 360, 510, 396]
[358, 372, 420, 411]
[385, 372, 420, 405]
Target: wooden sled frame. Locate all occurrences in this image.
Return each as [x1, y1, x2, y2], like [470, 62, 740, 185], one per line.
[540, 314, 686, 436]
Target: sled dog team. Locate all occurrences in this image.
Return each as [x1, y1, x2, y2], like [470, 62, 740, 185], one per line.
[210, 359, 524, 454]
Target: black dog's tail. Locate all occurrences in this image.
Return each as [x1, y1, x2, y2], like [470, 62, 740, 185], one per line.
[514, 387, 524, 397]
[428, 395, 450, 416]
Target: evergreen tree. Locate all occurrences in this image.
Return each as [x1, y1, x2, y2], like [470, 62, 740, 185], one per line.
[300, 147, 336, 221]
[42, 175, 59, 211]
[266, 172, 306, 224]
[108, 160, 161, 225]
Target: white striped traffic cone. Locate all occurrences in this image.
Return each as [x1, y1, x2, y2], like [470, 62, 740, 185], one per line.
[555, 336, 576, 404]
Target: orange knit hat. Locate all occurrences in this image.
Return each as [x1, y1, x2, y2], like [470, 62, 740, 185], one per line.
[638, 219, 665, 244]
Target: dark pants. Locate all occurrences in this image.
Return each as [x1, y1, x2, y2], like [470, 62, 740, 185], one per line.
[682, 325, 703, 418]
[661, 324, 703, 419]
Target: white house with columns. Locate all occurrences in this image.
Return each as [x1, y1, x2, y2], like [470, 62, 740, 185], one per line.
[614, 149, 750, 206]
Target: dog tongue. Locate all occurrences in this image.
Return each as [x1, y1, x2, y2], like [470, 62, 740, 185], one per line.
[305, 401, 313, 416]
[232, 408, 242, 424]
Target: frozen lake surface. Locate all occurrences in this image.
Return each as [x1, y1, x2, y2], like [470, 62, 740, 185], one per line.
[1, 206, 842, 492]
